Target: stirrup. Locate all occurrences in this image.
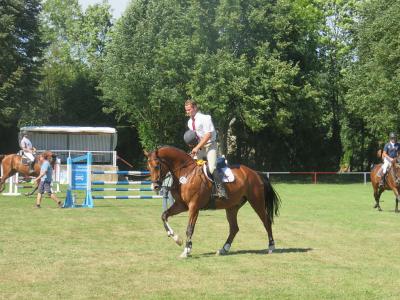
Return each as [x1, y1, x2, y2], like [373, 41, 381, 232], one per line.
[215, 185, 228, 200]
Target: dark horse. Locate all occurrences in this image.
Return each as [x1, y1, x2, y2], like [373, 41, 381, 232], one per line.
[370, 160, 400, 213]
[0, 151, 56, 195]
[145, 146, 281, 258]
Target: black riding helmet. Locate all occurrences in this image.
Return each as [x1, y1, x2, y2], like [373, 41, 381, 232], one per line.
[389, 132, 397, 140]
[184, 130, 198, 146]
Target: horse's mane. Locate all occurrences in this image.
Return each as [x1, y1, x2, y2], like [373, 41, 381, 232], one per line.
[155, 145, 193, 160]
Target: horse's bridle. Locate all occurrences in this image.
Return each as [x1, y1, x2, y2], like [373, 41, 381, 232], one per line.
[147, 157, 165, 186]
[148, 154, 196, 186]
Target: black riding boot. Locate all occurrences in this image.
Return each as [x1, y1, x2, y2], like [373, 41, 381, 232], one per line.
[212, 170, 228, 200]
[377, 168, 385, 187]
[29, 161, 35, 174]
[379, 173, 387, 187]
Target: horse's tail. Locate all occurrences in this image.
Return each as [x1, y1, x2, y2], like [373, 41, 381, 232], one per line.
[0, 155, 5, 164]
[260, 173, 281, 224]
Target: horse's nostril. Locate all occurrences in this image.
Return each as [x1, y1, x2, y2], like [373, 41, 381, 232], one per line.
[151, 183, 161, 191]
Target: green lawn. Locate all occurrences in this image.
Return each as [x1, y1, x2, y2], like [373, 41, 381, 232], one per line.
[0, 184, 399, 299]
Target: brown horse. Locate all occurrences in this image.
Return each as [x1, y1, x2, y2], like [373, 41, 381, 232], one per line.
[370, 161, 400, 213]
[145, 146, 281, 258]
[0, 151, 56, 194]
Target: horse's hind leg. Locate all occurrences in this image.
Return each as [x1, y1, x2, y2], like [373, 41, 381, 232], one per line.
[216, 206, 240, 256]
[248, 195, 275, 254]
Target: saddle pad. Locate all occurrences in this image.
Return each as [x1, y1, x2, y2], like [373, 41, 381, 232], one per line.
[21, 157, 30, 165]
[202, 164, 235, 183]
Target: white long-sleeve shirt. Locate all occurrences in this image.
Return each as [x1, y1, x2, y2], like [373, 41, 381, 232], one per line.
[187, 111, 216, 142]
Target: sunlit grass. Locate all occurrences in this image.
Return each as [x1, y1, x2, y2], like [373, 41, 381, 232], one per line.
[0, 184, 399, 299]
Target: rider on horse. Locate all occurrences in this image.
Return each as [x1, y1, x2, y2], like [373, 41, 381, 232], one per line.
[184, 99, 228, 199]
[378, 132, 400, 187]
[20, 131, 36, 173]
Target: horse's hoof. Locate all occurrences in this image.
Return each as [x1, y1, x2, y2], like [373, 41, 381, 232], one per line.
[173, 234, 183, 246]
[268, 244, 275, 254]
[216, 248, 227, 256]
[179, 249, 190, 258]
[216, 243, 230, 256]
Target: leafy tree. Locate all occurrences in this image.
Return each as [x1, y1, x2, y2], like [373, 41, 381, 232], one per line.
[101, 0, 196, 150]
[314, 0, 358, 170]
[0, 0, 43, 126]
[344, 0, 400, 169]
[34, 0, 113, 125]
[101, 0, 326, 171]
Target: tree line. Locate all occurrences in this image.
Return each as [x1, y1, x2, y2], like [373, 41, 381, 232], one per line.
[1, 0, 399, 170]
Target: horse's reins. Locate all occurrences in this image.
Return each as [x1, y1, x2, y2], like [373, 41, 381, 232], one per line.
[149, 156, 197, 186]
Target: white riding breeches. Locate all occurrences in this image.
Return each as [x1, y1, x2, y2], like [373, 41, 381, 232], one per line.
[24, 152, 34, 162]
[197, 142, 217, 174]
[382, 157, 392, 174]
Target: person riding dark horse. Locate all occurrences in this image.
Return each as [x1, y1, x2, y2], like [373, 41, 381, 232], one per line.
[377, 132, 400, 187]
[371, 156, 400, 213]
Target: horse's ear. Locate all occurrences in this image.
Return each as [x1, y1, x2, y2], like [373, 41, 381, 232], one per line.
[143, 150, 149, 157]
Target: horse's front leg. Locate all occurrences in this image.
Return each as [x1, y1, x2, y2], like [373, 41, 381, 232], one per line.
[373, 188, 383, 211]
[392, 189, 400, 213]
[162, 201, 187, 246]
[180, 205, 199, 258]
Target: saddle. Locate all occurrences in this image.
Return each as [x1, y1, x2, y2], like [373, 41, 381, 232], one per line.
[197, 157, 235, 210]
[20, 152, 36, 166]
[198, 157, 235, 183]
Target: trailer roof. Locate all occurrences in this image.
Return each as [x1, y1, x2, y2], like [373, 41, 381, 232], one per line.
[20, 126, 116, 134]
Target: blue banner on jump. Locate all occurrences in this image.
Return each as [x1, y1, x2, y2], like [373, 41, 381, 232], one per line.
[72, 164, 88, 190]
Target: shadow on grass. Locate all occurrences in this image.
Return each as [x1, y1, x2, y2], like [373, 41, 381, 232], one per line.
[199, 247, 313, 257]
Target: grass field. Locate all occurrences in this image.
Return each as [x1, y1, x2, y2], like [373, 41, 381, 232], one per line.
[0, 183, 399, 299]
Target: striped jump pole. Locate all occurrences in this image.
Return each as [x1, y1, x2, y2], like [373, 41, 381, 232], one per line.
[89, 166, 163, 205]
[91, 187, 153, 192]
[93, 195, 162, 200]
[91, 180, 152, 185]
[92, 170, 150, 176]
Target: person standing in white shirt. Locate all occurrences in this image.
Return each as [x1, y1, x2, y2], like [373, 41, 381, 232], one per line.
[184, 99, 227, 199]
